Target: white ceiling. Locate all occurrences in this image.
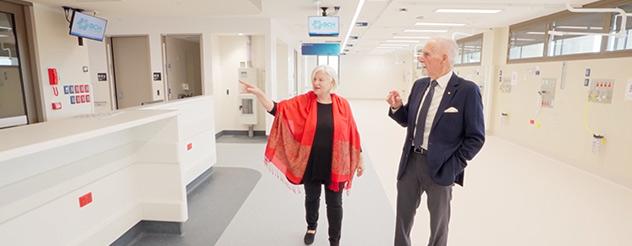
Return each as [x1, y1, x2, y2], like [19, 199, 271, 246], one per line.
[30, 0, 597, 55]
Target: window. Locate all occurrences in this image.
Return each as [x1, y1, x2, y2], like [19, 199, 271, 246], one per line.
[508, 0, 632, 62]
[455, 34, 483, 66]
[548, 13, 607, 56]
[462, 38, 482, 64]
[607, 3, 632, 51]
[509, 23, 547, 59]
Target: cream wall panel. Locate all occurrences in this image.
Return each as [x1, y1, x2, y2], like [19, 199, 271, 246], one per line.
[489, 29, 632, 189]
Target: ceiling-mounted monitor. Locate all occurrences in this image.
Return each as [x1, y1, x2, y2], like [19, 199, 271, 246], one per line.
[301, 43, 340, 55]
[308, 16, 339, 37]
[69, 11, 107, 41]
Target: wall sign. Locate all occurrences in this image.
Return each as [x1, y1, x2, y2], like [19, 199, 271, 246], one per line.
[97, 73, 107, 81]
[153, 72, 162, 81]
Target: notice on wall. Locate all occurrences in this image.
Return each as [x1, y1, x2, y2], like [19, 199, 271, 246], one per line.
[626, 80, 632, 101]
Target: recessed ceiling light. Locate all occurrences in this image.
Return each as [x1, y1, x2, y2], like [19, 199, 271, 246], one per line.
[393, 36, 430, 39]
[526, 32, 545, 35]
[386, 40, 419, 43]
[237, 33, 244, 36]
[435, 9, 502, 14]
[403, 29, 447, 33]
[380, 44, 410, 47]
[415, 22, 465, 27]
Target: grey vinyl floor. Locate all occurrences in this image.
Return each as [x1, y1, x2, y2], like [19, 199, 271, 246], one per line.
[129, 136, 394, 246]
[128, 166, 261, 246]
[213, 142, 394, 246]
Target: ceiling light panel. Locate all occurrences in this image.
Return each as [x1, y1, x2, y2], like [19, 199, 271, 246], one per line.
[386, 40, 419, 43]
[435, 9, 502, 14]
[415, 22, 466, 27]
[403, 29, 447, 33]
[393, 36, 430, 39]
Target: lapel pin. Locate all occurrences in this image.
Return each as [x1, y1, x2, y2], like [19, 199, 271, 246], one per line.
[447, 91, 451, 95]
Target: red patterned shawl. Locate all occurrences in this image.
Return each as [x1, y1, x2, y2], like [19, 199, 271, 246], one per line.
[264, 92, 362, 192]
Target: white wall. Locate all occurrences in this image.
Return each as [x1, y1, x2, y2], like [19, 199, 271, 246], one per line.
[214, 35, 266, 133]
[276, 40, 289, 99]
[32, 4, 93, 120]
[87, 40, 112, 113]
[86, 16, 301, 134]
[482, 27, 632, 190]
[337, 52, 412, 99]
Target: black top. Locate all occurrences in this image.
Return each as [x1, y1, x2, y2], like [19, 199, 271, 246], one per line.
[269, 101, 334, 185]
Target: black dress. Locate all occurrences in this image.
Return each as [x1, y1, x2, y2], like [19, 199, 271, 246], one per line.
[268, 101, 333, 185]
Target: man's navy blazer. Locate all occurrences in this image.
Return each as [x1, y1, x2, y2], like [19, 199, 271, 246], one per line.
[389, 73, 485, 186]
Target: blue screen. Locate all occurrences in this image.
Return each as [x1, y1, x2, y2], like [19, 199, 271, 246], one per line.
[69, 11, 107, 41]
[301, 43, 340, 55]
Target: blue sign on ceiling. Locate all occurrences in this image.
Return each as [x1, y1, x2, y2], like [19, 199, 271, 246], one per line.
[308, 16, 339, 37]
[301, 43, 340, 56]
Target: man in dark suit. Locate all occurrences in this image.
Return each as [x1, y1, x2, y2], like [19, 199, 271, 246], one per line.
[386, 37, 485, 246]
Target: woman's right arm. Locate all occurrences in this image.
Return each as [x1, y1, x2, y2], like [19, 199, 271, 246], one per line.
[240, 80, 274, 112]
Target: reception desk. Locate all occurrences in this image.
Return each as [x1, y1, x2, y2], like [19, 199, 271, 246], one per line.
[0, 96, 217, 245]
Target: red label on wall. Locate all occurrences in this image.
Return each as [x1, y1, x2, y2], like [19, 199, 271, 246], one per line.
[187, 143, 193, 151]
[51, 102, 62, 110]
[79, 192, 93, 208]
[47, 68, 58, 85]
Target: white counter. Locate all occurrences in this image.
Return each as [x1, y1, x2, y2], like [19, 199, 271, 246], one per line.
[135, 96, 217, 185]
[0, 96, 218, 245]
[0, 110, 177, 162]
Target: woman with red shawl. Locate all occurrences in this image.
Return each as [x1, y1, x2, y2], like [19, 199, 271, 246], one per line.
[240, 65, 363, 246]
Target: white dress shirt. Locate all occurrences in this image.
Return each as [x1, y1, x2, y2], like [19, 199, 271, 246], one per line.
[414, 71, 453, 150]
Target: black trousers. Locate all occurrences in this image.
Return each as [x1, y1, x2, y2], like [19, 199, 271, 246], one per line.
[304, 181, 343, 245]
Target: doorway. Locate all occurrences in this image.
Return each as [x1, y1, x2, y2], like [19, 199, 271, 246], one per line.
[108, 36, 153, 109]
[0, 1, 40, 128]
[162, 35, 202, 100]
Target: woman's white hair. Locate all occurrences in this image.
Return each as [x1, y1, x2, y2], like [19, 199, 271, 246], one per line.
[311, 65, 338, 88]
[429, 37, 459, 66]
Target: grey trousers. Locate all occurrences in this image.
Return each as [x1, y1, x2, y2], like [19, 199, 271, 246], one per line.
[394, 150, 452, 246]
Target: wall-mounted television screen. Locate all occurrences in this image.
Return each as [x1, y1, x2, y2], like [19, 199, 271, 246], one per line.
[69, 11, 107, 41]
[308, 16, 339, 37]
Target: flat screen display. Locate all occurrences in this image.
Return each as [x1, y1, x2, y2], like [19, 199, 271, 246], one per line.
[69, 11, 107, 41]
[301, 43, 340, 55]
[308, 16, 339, 37]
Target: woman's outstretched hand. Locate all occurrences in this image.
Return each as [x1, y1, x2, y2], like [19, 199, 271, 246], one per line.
[239, 80, 274, 112]
[240, 80, 263, 95]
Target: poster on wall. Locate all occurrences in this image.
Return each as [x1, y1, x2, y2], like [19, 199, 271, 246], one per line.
[626, 80, 632, 101]
[540, 78, 557, 108]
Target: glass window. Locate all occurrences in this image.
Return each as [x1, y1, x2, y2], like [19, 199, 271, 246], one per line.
[509, 23, 547, 59]
[455, 34, 482, 65]
[0, 15, 19, 66]
[548, 13, 607, 56]
[0, 12, 27, 128]
[462, 38, 482, 64]
[607, 3, 632, 51]
[455, 45, 463, 65]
